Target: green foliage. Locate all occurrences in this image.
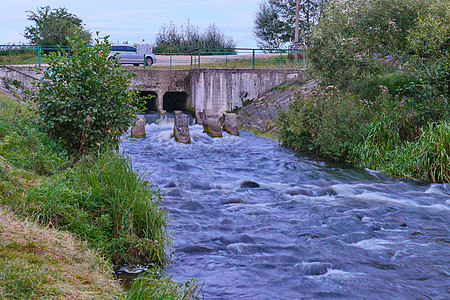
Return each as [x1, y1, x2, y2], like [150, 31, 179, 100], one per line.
[415, 122, 450, 183]
[34, 31, 143, 155]
[154, 21, 236, 54]
[23, 151, 169, 265]
[0, 94, 67, 176]
[24, 6, 91, 46]
[126, 268, 202, 300]
[357, 121, 450, 182]
[309, 0, 427, 90]
[278, 87, 371, 160]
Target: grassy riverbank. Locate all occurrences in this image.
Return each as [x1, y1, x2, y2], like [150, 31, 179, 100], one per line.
[277, 0, 449, 183]
[0, 90, 200, 298]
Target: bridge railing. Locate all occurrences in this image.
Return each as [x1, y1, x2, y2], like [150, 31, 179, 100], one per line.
[0, 45, 70, 66]
[0, 44, 308, 70]
[152, 47, 307, 70]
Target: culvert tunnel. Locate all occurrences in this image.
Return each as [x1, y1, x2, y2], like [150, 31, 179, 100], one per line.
[139, 91, 158, 113]
[163, 92, 188, 112]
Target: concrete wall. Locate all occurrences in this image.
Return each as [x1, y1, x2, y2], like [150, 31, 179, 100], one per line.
[1, 66, 306, 116]
[190, 69, 304, 115]
[0, 65, 41, 92]
[131, 68, 305, 115]
[130, 69, 191, 111]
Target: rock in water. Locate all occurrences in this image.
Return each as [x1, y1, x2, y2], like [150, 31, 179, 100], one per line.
[131, 115, 146, 138]
[203, 112, 223, 137]
[223, 113, 239, 136]
[173, 111, 191, 144]
[241, 180, 260, 188]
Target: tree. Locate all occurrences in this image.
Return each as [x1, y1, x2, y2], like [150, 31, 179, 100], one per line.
[33, 31, 142, 155]
[24, 6, 91, 46]
[309, 0, 427, 89]
[253, 0, 325, 48]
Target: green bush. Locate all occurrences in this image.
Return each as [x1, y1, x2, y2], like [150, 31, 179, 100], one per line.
[23, 151, 170, 265]
[33, 31, 143, 155]
[278, 87, 371, 160]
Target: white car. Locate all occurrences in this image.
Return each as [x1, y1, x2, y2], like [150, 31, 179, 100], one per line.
[110, 45, 157, 66]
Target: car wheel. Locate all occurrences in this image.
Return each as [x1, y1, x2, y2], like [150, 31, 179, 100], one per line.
[109, 57, 117, 66]
[145, 56, 153, 66]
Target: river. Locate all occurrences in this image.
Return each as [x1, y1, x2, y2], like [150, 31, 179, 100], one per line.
[120, 117, 450, 299]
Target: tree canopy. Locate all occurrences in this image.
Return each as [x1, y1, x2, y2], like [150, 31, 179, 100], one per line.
[24, 6, 91, 46]
[253, 0, 325, 48]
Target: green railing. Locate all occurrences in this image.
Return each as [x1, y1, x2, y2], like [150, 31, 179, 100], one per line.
[0, 45, 71, 66]
[153, 47, 307, 70]
[0, 45, 307, 70]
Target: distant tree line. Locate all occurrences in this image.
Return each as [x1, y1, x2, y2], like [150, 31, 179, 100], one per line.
[153, 21, 236, 54]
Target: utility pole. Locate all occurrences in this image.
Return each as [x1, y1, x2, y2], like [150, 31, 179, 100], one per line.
[294, 0, 300, 61]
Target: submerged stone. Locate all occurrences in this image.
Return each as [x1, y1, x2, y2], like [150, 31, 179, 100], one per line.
[241, 180, 260, 188]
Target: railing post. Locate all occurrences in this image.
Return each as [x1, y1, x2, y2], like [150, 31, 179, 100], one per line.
[8, 46, 11, 65]
[170, 51, 172, 70]
[38, 45, 42, 66]
[143, 54, 146, 70]
[190, 52, 193, 69]
[252, 49, 255, 69]
[198, 49, 201, 68]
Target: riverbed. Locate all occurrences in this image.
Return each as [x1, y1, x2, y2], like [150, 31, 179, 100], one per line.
[120, 119, 450, 299]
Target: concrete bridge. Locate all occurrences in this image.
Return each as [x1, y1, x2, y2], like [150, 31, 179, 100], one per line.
[1, 65, 305, 116]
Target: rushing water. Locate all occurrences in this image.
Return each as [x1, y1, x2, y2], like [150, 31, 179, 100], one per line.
[120, 117, 450, 299]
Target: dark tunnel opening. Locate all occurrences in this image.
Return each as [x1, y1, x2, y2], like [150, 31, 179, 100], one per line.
[139, 91, 158, 113]
[163, 92, 188, 112]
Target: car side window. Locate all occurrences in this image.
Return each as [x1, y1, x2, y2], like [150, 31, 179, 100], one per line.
[126, 46, 137, 53]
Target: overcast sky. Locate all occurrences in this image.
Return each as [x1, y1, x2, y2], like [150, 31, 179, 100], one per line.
[1, 0, 260, 47]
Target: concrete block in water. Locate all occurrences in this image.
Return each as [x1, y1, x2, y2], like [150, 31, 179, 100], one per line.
[203, 112, 223, 137]
[131, 115, 146, 138]
[174, 111, 191, 144]
[222, 113, 239, 136]
[196, 111, 205, 125]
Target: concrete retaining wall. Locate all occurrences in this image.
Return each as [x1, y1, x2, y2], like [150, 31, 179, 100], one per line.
[1, 66, 306, 116]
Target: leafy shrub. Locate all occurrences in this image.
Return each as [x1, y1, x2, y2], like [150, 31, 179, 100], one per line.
[33, 31, 143, 155]
[24, 151, 169, 265]
[278, 87, 371, 160]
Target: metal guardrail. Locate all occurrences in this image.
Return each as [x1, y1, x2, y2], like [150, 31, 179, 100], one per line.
[0, 45, 307, 70]
[153, 48, 307, 70]
[0, 45, 71, 66]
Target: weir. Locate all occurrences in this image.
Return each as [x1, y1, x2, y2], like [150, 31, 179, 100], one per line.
[0, 66, 305, 116]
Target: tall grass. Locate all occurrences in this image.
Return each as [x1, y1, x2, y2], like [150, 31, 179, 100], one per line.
[126, 268, 202, 300]
[357, 121, 450, 182]
[0, 92, 68, 175]
[22, 151, 170, 265]
[416, 122, 450, 183]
